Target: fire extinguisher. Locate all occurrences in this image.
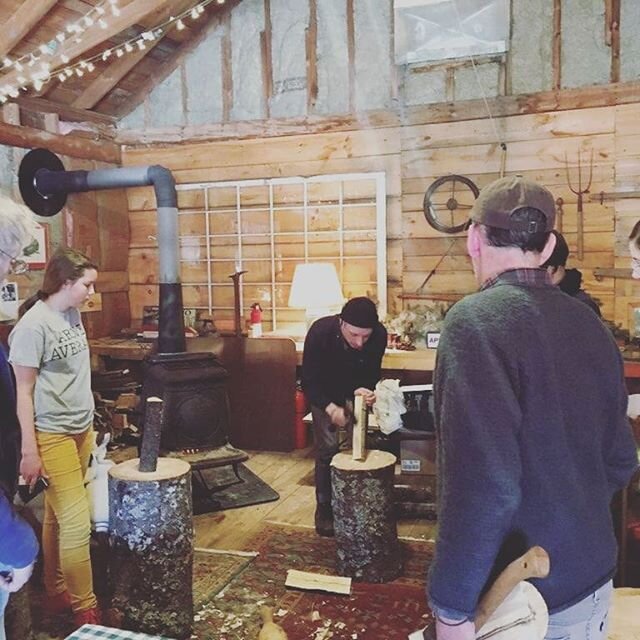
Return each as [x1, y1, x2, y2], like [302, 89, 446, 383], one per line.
[295, 384, 309, 449]
[250, 302, 263, 338]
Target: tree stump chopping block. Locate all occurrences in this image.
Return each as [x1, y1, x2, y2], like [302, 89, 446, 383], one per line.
[331, 450, 402, 582]
[109, 457, 193, 639]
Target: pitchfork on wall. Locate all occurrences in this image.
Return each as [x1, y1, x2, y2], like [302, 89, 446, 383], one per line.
[564, 149, 594, 260]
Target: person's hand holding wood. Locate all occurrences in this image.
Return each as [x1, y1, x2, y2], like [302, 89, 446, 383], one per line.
[354, 387, 376, 406]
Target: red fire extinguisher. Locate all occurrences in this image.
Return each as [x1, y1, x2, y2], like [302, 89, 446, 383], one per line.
[250, 302, 262, 338]
[295, 385, 309, 449]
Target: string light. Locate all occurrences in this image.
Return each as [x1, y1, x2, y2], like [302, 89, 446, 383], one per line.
[0, 0, 220, 103]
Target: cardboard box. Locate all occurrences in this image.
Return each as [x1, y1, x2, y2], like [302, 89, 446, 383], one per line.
[400, 435, 436, 476]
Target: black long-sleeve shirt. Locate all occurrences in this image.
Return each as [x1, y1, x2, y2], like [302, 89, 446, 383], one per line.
[301, 315, 387, 410]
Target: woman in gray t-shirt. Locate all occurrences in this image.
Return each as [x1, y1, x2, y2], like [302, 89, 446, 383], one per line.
[9, 248, 100, 628]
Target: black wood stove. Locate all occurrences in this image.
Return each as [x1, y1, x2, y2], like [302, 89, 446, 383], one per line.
[18, 148, 239, 459]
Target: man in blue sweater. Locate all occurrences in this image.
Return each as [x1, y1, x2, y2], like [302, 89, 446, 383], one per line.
[427, 176, 639, 640]
[0, 194, 39, 640]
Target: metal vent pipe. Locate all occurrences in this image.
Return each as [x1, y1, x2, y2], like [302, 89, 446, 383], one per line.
[19, 149, 186, 354]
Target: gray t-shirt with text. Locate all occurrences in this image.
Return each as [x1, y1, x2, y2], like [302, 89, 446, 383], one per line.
[9, 300, 94, 433]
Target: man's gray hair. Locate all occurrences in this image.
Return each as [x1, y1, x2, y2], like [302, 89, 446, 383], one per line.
[0, 193, 36, 256]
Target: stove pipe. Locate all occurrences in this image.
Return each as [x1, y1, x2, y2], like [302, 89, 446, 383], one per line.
[28, 158, 185, 353]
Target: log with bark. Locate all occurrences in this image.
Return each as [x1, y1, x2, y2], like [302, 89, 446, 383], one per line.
[331, 450, 402, 582]
[108, 457, 193, 639]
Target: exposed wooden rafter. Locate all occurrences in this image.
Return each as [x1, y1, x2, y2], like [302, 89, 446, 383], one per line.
[114, 0, 242, 121]
[72, 0, 197, 111]
[115, 79, 640, 146]
[0, 0, 173, 92]
[0, 119, 119, 163]
[16, 96, 116, 127]
[0, 0, 58, 61]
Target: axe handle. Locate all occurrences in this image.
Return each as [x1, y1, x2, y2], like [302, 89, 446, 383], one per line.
[474, 545, 550, 632]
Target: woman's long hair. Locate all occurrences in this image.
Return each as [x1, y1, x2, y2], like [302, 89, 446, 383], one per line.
[19, 248, 98, 317]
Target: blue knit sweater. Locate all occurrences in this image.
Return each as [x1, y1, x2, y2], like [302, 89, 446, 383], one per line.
[428, 269, 639, 618]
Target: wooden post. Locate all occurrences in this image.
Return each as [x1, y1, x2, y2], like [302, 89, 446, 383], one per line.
[109, 458, 193, 639]
[331, 450, 402, 582]
[139, 396, 162, 472]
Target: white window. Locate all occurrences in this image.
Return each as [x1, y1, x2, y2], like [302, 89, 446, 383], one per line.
[394, 0, 510, 64]
[175, 172, 387, 331]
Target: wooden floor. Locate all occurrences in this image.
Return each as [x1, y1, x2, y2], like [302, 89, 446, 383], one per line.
[193, 446, 437, 551]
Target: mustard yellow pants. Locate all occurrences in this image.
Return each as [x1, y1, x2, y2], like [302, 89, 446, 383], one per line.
[37, 428, 97, 614]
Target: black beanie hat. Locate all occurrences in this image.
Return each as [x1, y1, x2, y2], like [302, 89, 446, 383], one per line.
[340, 297, 378, 329]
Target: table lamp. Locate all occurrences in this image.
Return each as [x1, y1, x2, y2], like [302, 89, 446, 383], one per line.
[288, 263, 344, 329]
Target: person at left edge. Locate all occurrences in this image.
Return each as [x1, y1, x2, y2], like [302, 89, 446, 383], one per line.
[301, 296, 387, 537]
[0, 193, 39, 640]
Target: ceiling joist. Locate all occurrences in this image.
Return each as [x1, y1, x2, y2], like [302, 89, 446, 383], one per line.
[72, 0, 197, 111]
[0, 0, 58, 61]
[0, 0, 173, 93]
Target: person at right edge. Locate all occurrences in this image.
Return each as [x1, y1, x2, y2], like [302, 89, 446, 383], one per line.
[301, 297, 387, 537]
[427, 176, 639, 640]
[541, 229, 601, 316]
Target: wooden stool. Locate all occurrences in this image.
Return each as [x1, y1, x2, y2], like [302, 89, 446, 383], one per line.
[331, 450, 402, 582]
[109, 457, 193, 639]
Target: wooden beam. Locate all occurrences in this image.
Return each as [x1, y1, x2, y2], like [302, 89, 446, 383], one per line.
[608, 0, 621, 83]
[261, 0, 273, 118]
[113, 0, 243, 121]
[72, 47, 152, 111]
[0, 0, 58, 60]
[552, 0, 561, 90]
[306, 0, 318, 114]
[16, 96, 116, 127]
[71, 1, 195, 111]
[0, 119, 120, 164]
[222, 16, 233, 123]
[346, 0, 356, 112]
[116, 80, 640, 146]
[0, 0, 173, 92]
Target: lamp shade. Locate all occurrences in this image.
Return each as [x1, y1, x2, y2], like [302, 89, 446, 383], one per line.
[288, 263, 344, 310]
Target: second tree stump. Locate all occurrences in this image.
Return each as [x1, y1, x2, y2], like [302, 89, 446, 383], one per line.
[109, 457, 193, 639]
[331, 450, 402, 582]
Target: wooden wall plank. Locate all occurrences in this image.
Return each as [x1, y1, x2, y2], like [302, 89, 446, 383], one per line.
[123, 100, 640, 330]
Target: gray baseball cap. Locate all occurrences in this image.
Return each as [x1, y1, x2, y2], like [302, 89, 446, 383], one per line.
[471, 176, 556, 233]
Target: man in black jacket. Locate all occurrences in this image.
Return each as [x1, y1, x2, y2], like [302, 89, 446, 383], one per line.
[301, 297, 387, 536]
[541, 230, 601, 316]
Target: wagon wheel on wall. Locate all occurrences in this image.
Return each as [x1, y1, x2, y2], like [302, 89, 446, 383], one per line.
[423, 174, 479, 234]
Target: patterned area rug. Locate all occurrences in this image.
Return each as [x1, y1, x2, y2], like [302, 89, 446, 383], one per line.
[30, 549, 255, 640]
[191, 523, 434, 639]
[30, 525, 433, 639]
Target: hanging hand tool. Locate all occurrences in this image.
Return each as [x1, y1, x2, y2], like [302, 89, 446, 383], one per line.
[564, 149, 593, 260]
[555, 197, 564, 233]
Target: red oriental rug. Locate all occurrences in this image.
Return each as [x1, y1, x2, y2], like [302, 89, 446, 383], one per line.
[192, 523, 435, 639]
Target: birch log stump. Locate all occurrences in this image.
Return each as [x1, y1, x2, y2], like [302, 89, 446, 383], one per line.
[331, 450, 402, 582]
[109, 457, 193, 639]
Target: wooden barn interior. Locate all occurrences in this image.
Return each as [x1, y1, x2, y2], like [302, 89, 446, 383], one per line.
[1, 0, 640, 639]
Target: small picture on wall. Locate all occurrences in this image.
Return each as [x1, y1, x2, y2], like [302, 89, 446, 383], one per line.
[0, 281, 19, 321]
[1, 281, 17, 302]
[21, 222, 48, 270]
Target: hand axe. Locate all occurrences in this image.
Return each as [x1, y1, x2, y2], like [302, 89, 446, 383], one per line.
[411, 546, 550, 640]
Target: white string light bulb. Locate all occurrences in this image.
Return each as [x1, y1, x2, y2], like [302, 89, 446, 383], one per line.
[0, 0, 230, 102]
